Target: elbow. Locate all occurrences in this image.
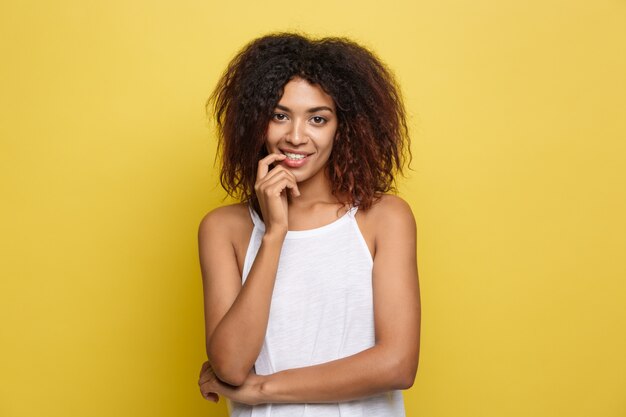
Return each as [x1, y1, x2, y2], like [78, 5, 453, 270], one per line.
[209, 356, 248, 387]
[214, 364, 248, 387]
[395, 367, 417, 390]
[207, 345, 249, 387]
[389, 356, 418, 390]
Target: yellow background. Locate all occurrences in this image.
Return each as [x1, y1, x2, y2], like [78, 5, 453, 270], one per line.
[1, 0, 625, 416]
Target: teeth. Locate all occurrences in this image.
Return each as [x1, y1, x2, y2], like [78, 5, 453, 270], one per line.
[284, 152, 306, 160]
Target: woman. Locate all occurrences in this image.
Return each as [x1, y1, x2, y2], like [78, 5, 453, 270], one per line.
[198, 33, 420, 416]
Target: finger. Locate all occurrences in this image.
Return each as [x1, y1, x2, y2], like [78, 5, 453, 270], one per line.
[198, 370, 217, 386]
[257, 153, 287, 180]
[259, 169, 294, 191]
[268, 168, 300, 197]
[276, 166, 300, 196]
[200, 385, 220, 403]
[257, 163, 292, 183]
[263, 176, 299, 198]
[198, 364, 217, 386]
[257, 164, 299, 189]
[205, 392, 219, 403]
[199, 361, 210, 379]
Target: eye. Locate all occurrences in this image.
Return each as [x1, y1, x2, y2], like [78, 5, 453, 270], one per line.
[272, 113, 288, 121]
[310, 116, 327, 125]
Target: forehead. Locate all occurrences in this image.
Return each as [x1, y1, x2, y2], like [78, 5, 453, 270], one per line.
[278, 77, 335, 109]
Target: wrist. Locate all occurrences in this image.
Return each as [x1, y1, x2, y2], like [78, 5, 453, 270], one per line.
[256, 372, 288, 404]
[250, 374, 270, 405]
[262, 230, 287, 244]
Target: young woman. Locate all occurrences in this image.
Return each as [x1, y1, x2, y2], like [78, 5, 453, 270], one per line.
[198, 33, 420, 416]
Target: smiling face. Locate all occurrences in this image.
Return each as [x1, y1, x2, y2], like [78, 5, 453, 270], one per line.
[265, 77, 338, 185]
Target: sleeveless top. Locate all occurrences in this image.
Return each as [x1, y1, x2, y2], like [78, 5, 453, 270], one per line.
[228, 206, 406, 417]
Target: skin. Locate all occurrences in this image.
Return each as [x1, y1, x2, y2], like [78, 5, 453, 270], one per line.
[198, 77, 421, 405]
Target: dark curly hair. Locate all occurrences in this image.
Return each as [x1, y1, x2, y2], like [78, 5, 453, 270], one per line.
[207, 32, 410, 212]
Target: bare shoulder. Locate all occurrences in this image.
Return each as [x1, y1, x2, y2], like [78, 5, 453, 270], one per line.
[355, 194, 416, 258]
[366, 194, 416, 231]
[198, 203, 254, 274]
[369, 194, 414, 215]
[198, 203, 252, 241]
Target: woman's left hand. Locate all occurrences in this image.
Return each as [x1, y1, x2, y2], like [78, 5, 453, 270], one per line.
[198, 361, 220, 403]
[198, 361, 265, 406]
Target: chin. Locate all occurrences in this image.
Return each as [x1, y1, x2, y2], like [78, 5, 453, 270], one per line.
[293, 172, 308, 183]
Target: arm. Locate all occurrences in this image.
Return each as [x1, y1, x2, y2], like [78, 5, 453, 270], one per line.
[199, 208, 284, 386]
[201, 154, 299, 386]
[200, 195, 421, 404]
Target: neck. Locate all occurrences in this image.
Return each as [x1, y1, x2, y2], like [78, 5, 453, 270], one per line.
[288, 168, 338, 209]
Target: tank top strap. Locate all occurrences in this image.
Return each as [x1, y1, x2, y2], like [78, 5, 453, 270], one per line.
[248, 205, 265, 230]
[249, 204, 356, 230]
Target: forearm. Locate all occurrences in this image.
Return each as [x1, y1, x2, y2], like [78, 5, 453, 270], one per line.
[256, 344, 416, 404]
[208, 233, 285, 384]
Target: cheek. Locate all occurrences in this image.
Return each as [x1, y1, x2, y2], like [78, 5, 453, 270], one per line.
[264, 129, 279, 151]
[324, 131, 337, 154]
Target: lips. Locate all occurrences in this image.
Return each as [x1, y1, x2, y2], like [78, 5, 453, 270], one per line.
[283, 151, 306, 160]
[279, 149, 312, 168]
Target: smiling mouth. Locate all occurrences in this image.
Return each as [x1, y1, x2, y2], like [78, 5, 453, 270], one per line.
[283, 151, 307, 160]
[277, 149, 312, 168]
[277, 148, 315, 161]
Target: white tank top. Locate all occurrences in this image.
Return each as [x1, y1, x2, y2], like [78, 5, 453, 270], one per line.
[229, 205, 406, 417]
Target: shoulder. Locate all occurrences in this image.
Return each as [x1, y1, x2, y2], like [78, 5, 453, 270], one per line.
[198, 203, 252, 241]
[355, 194, 416, 258]
[366, 194, 416, 231]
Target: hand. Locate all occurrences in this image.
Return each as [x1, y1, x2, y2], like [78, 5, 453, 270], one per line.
[198, 361, 220, 403]
[198, 361, 265, 406]
[254, 153, 300, 236]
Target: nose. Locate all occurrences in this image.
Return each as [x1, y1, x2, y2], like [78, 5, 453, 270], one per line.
[286, 119, 308, 145]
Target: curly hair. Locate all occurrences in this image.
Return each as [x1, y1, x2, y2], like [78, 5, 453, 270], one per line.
[207, 32, 410, 212]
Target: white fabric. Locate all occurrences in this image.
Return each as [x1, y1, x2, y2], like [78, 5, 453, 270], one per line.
[229, 206, 405, 417]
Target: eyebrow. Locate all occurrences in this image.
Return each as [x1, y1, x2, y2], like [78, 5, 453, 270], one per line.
[275, 104, 334, 113]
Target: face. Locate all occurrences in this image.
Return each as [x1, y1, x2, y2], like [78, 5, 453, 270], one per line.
[265, 77, 338, 184]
